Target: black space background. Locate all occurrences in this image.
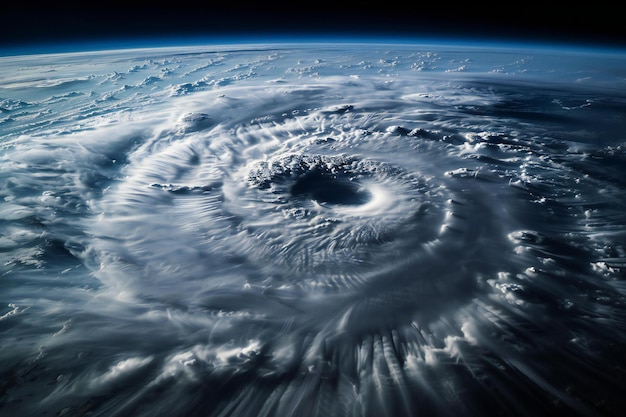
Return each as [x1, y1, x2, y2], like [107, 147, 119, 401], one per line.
[1, 3, 625, 53]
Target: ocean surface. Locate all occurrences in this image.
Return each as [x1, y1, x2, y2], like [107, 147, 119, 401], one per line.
[1, 43, 625, 417]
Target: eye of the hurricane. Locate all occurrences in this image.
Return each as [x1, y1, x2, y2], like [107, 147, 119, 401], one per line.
[290, 169, 371, 205]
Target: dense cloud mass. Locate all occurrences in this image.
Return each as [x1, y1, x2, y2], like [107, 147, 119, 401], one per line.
[1, 44, 625, 417]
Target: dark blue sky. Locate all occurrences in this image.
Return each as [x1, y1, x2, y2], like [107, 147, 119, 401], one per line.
[2, 4, 625, 54]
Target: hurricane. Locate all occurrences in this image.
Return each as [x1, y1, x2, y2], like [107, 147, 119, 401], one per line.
[1, 43, 625, 417]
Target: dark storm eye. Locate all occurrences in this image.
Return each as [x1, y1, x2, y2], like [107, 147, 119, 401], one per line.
[290, 169, 371, 205]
